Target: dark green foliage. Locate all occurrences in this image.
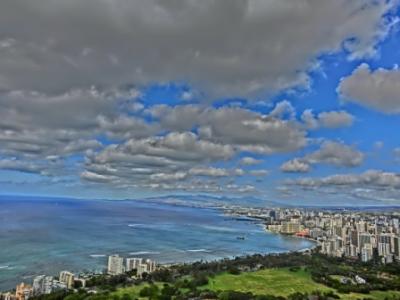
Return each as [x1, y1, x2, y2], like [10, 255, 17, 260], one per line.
[139, 284, 159, 299]
[191, 272, 209, 287]
[151, 268, 173, 282]
[218, 290, 254, 300]
[30, 290, 73, 300]
[28, 251, 400, 300]
[289, 266, 300, 272]
[120, 293, 133, 300]
[227, 266, 241, 275]
[86, 274, 129, 288]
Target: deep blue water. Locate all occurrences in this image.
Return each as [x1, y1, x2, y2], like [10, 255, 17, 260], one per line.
[0, 197, 313, 290]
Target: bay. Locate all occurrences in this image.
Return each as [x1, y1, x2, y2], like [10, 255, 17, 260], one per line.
[0, 197, 313, 290]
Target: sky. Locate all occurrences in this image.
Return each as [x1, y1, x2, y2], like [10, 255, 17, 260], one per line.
[0, 0, 399, 206]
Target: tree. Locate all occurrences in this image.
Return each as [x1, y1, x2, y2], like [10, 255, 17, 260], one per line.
[121, 293, 132, 300]
[139, 284, 159, 300]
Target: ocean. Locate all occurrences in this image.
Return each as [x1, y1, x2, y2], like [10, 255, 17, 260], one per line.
[0, 197, 314, 290]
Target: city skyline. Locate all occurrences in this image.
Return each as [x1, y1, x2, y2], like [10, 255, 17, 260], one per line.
[0, 1, 399, 206]
[3, 205, 400, 297]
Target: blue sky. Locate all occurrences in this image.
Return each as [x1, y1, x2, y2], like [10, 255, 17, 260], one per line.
[0, 0, 399, 206]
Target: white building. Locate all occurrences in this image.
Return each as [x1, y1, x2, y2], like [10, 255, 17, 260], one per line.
[15, 283, 33, 300]
[33, 275, 55, 295]
[126, 258, 143, 272]
[378, 242, 391, 257]
[134, 258, 157, 277]
[361, 244, 373, 262]
[355, 275, 366, 284]
[358, 233, 371, 249]
[107, 255, 124, 275]
[378, 234, 392, 257]
[146, 259, 157, 273]
[59, 271, 74, 289]
[0, 292, 14, 300]
[382, 254, 394, 264]
[137, 263, 148, 277]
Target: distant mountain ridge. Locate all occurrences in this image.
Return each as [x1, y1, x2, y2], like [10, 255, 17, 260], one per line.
[1, 194, 400, 211]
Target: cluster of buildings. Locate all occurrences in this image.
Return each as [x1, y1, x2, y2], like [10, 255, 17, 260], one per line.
[3, 206, 399, 299]
[316, 215, 400, 264]
[0, 271, 80, 300]
[107, 254, 157, 277]
[227, 206, 400, 264]
[1, 255, 157, 300]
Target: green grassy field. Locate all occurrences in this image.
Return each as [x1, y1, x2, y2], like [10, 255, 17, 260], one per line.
[111, 284, 144, 299]
[203, 268, 400, 300]
[111, 282, 164, 299]
[339, 290, 400, 300]
[204, 267, 332, 296]
[111, 268, 400, 300]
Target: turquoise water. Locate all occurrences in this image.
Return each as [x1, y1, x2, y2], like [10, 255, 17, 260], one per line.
[0, 197, 313, 290]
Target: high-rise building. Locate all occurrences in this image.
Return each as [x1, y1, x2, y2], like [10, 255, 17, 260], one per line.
[392, 218, 399, 230]
[136, 263, 148, 277]
[269, 210, 276, 220]
[32, 276, 54, 295]
[345, 244, 358, 258]
[146, 259, 157, 273]
[309, 228, 323, 239]
[357, 221, 367, 233]
[107, 255, 124, 275]
[126, 258, 143, 272]
[378, 242, 391, 257]
[15, 283, 33, 300]
[132, 259, 157, 277]
[361, 244, 373, 262]
[382, 254, 394, 264]
[281, 222, 301, 234]
[350, 230, 358, 247]
[1, 292, 15, 300]
[59, 271, 74, 289]
[394, 236, 400, 258]
[358, 233, 371, 249]
[378, 234, 392, 256]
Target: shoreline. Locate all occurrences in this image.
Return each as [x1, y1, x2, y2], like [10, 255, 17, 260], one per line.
[219, 210, 319, 250]
[263, 225, 319, 245]
[154, 208, 319, 267]
[0, 203, 314, 292]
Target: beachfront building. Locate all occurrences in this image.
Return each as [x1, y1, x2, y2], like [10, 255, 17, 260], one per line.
[59, 271, 74, 289]
[33, 275, 52, 295]
[126, 258, 143, 272]
[15, 283, 32, 300]
[107, 255, 124, 275]
[0, 292, 16, 300]
[267, 224, 281, 233]
[256, 206, 400, 264]
[133, 258, 157, 277]
[136, 263, 148, 277]
[281, 221, 302, 234]
[146, 259, 157, 273]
